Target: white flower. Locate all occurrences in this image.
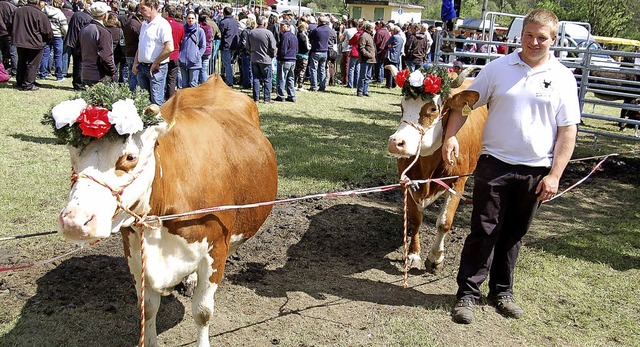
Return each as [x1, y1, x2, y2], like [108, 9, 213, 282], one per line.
[408, 70, 424, 87]
[108, 99, 144, 135]
[52, 99, 87, 129]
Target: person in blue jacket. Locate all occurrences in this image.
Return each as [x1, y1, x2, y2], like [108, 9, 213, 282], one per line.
[179, 11, 206, 88]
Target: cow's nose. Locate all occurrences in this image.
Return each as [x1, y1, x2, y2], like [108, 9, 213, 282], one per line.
[388, 136, 406, 154]
[59, 208, 97, 239]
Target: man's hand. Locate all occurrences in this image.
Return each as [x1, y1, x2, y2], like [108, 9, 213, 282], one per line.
[442, 136, 460, 165]
[132, 62, 139, 75]
[150, 62, 160, 77]
[535, 174, 559, 201]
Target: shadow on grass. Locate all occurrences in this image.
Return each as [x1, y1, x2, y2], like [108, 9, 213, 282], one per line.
[527, 157, 640, 271]
[9, 133, 59, 145]
[0, 255, 185, 347]
[227, 203, 455, 310]
[262, 110, 399, 187]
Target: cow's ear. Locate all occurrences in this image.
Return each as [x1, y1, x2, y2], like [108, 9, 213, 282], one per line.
[446, 90, 480, 111]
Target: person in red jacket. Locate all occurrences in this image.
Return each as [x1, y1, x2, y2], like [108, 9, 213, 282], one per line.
[162, 4, 184, 99]
[347, 21, 363, 88]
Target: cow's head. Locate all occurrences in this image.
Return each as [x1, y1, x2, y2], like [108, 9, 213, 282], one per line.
[46, 85, 170, 244]
[386, 66, 473, 158]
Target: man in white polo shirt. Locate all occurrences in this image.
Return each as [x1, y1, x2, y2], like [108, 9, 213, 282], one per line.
[442, 9, 580, 324]
[132, 0, 173, 106]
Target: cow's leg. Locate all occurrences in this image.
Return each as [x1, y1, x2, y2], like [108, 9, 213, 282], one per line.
[141, 289, 161, 347]
[122, 228, 162, 347]
[425, 180, 465, 273]
[192, 257, 220, 347]
[406, 190, 423, 268]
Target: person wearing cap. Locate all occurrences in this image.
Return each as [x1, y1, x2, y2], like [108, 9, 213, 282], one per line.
[452, 59, 463, 74]
[79, 1, 116, 87]
[133, 0, 173, 106]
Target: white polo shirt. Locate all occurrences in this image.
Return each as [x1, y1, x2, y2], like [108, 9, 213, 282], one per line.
[469, 50, 581, 167]
[138, 14, 173, 64]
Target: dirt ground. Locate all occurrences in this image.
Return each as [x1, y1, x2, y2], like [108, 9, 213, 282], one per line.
[0, 156, 638, 346]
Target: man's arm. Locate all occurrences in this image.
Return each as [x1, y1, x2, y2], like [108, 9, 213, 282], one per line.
[535, 124, 577, 200]
[150, 40, 173, 75]
[441, 109, 468, 164]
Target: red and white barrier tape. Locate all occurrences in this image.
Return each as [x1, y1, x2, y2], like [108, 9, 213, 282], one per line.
[1, 150, 636, 274]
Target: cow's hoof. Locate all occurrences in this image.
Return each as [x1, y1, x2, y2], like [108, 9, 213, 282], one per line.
[407, 253, 422, 269]
[425, 259, 444, 274]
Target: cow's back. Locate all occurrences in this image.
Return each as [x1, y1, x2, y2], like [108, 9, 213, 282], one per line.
[152, 75, 278, 247]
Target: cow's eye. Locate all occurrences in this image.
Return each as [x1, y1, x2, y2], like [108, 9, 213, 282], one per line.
[430, 107, 438, 113]
[126, 154, 136, 161]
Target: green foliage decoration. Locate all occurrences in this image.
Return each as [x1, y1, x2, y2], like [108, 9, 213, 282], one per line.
[41, 83, 159, 149]
[400, 65, 453, 102]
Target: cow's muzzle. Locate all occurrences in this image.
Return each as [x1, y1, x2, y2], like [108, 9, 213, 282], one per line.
[388, 135, 409, 156]
[59, 207, 98, 240]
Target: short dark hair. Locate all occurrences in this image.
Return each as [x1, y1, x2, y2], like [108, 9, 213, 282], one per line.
[223, 6, 232, 16]
[163, 4, 177, 17]
[141, 0, 159, 10]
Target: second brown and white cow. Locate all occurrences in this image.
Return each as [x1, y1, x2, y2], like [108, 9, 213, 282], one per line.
[56, 76, 278, 347]
[386, 66, 487, 272]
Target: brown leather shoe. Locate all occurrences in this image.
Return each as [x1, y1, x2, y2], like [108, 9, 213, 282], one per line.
[489, 294, 524, 319]
[452, 298, 474, 324]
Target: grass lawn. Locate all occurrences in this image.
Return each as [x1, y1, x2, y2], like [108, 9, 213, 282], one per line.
[0, 76, 638, 346]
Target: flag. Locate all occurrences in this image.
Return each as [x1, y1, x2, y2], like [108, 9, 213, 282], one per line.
[441, 0, 457, 22]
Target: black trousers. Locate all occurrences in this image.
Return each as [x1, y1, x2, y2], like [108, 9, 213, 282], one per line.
[165, 59, 179, 99]
[16, 47, 44, 90]
[456, 154, 549, 301]
[71, 51, 83, 90]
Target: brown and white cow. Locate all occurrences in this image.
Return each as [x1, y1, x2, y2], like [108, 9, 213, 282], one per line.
[386, 66, 487, 272]
[58, 76, 278, 347]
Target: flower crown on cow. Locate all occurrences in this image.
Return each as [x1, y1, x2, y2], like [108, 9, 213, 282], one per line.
[395, 66, 453, 102]
[42, 83, 161, 149]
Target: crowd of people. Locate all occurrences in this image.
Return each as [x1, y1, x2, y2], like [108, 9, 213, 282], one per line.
[0, 0, 444, 103]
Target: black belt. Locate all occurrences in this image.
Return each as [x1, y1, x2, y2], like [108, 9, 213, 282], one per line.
[139, 62, 167, 66]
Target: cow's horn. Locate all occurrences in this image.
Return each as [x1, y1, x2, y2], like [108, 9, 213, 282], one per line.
[385, 64, 399, 78]
[144, 104, 161, 117]
[450, 67, 476, 89]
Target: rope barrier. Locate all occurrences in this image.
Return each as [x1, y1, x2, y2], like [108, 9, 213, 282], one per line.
[0, 149, 636, 275]
[0, 231, 57, 242]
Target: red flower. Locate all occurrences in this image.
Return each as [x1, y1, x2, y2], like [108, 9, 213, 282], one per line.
[395, 69, 410, 88]
[423, 74, 442, 94]
[76, 105, 111, 138]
